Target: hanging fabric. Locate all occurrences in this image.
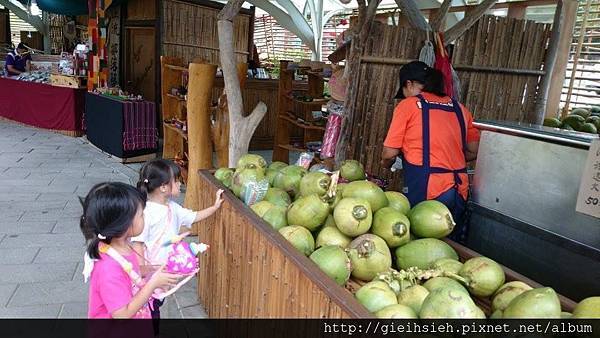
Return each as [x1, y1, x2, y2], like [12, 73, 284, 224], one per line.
[433, 32, 454, 99]
[419, 29, 436, 67]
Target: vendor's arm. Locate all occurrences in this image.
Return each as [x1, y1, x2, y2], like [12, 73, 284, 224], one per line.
[381, 147, 401, 169]
[381, 100, 412, 169]
[6, 65, 23, 75]
[25, 59, 31, 72]
[463, 104, 481, 162]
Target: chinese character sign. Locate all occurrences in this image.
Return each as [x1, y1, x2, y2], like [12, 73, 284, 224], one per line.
[576, 139, 600, 218]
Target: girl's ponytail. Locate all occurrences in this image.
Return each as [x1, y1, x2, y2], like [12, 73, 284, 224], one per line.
[423, 67, 446, 97]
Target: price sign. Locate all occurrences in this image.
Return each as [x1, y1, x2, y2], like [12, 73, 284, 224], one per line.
[576, 139, 600, 218]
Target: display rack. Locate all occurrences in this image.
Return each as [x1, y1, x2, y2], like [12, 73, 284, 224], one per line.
[272, 60, 327, 163]
[160, 56, 189, 179]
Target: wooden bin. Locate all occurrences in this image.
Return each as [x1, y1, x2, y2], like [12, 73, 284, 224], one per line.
[50, 73, 87, 89]
[195, 170, 576, 318]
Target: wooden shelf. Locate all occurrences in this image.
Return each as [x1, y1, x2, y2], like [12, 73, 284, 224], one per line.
[165, 64, 188, 72]
[276, 143, 306, 153]
[164, 122, 188, 140]
[167, 93, 187, 102]
[284, 94, 328, 105]
[279, 113, 326, 131]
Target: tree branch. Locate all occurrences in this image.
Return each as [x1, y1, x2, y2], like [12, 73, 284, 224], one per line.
[444, 0, 497, 43]
[394, 0, 431, 31]
[430, 0, 452, 32]
[217, 0, 245, 21]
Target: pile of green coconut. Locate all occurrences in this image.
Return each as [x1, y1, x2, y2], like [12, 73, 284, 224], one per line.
[214, 154, 600, 319]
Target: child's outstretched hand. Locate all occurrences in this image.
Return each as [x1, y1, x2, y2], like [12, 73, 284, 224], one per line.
[213, 189, 224, 209]
[149, 264, 182, 289]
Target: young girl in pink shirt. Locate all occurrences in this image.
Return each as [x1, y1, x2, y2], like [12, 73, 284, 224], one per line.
[80, 182, 182, 319]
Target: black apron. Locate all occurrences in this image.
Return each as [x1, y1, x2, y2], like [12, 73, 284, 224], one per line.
[402, 94, 469, 242]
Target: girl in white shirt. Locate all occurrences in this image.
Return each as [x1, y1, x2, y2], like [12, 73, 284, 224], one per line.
[132, 159, 223, 322]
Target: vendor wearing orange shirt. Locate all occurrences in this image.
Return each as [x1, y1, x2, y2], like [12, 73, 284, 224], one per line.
[381, 61, 479, 242]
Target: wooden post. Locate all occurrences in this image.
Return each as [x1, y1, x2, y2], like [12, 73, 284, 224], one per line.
[546, 0, 578, 118]
[562, 0, 591, 118]
[444, 0, 498, 44]
[213, 63, 248, 168]
[530, 0, 564, 124]
[185, 62, 217, 233]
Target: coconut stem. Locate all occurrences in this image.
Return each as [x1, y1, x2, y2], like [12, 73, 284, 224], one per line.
[443, 271, 469, 286]
[392, 222, 408, 237]
[352, 205, 368, 220]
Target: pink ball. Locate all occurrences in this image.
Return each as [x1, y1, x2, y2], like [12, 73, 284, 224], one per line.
[165, 242, 198, 274]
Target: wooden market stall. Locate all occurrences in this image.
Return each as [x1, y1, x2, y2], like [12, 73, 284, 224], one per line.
[195, 170, 577, 318]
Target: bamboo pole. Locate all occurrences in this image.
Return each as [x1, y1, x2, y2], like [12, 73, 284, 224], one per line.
[185, 62, 217, 233]
[563, 0, 592, 118]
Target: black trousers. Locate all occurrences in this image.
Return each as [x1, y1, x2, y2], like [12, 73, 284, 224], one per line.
[151, 298, 164, 336]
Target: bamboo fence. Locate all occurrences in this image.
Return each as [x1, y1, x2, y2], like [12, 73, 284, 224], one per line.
[344, 16, 552, 190]
[162, 0, 251, 65]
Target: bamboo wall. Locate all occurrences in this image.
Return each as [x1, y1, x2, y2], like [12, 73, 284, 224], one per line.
[196, 171, 372, 318]
[162, 0, 251, 65]
[211, 78, 304, 150]
[346, 16, 551, 189]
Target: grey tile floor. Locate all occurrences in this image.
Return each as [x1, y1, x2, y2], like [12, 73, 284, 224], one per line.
[0, 120, 208, 318]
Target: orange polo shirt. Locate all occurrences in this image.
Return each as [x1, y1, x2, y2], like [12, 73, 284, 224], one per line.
[383, 92, 480, 200]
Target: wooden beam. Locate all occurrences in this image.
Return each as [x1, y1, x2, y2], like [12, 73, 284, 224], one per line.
[507, 4, 527, 19]
[546, 0, 578, 118]
[394, 0, 431, 31]
[530, 0, 564, 124]
[419, 0, 558, 13]
[430, 0, 452, 32]
[0, 0, 45, 34]
[444, 0, 498, 44]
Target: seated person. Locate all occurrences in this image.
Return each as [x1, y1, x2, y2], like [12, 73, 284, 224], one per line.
[5, 43, 32, 76]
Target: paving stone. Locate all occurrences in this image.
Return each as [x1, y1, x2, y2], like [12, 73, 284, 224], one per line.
[0, 233, 83, 248]
[180, 304, 208, 319]
[0, 201, 67, 212]
[0, 248, 39, 264]
[8, 280, 88, 307]
[0, 193, 40, 202]
[0, 263, 76, 283]
[34, 247, 83, 263]
[51, 218, 82, 234]
[10, 185, 77, 194]
[0, 221, 56, 234]
[0, 284, 17, 307]
[58, 302, 88, 318]
[173, 290, 200, 309]
[71, 262, 84, 282]
[0, 304, 62, 318]
[36, 193, 80, 202]
[0, 179, 49, 186]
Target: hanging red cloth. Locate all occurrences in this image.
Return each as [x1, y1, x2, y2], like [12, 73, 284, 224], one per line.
[433, 32, 454, 98]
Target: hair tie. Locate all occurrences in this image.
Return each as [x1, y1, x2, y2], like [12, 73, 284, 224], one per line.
[143, 179, 149, 183]
[97, 233, 107, 240]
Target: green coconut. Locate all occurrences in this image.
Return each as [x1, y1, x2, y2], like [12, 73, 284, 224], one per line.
[236, 154, 267, 170]
[324, 214, 337, 228]
[348, 234, 392, 281]
[372, 207, 411, 248]
[287, 194, 329, 231]
[543, 118, 562, 128]
[394, 238, 458, 270]
[457, 256, 506, 297]
[278, 226, 315, 256]
[503, 287, 561, 319]
[491, 281, 533, 312]
[214, 168, 234, 188]
[571, 108, 591, 119]
[355, 280, 398, 313]
[409, 200, 455, 239]
[375, 304, 418, 319]
[299, 172, 331, 197]
[340, 160, 366, 181]
[419, 287, 485, 319]
[572, 297, 600, 319]
[315, 226, 352, 248]
[342, 180, 389, 212]
[250, 201, 287, 230]
[385, 191, 411, 215]
[231, 168, 266, 198]
[423, 277, 469, 294]
[333, 197, 372, 237]
[581, 122, 598, 134]
[269, 161, 288, 171]
[561, 312, 573, 319]
[266, 168, 279, 186]
[309, 245, 352, 286]
[490, 310, 503, 319]
[263, 187, 292, 207]
[397, 285, 429, 314]
[431, 258, 463, 275]
[272, 165, 307, 197]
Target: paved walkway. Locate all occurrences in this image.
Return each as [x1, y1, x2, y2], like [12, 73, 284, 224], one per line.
[0, 120, 207, 318]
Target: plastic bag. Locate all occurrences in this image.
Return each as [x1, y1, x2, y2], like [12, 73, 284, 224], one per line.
[295, 152, 315, 169]
[242, 178, 269, 206]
